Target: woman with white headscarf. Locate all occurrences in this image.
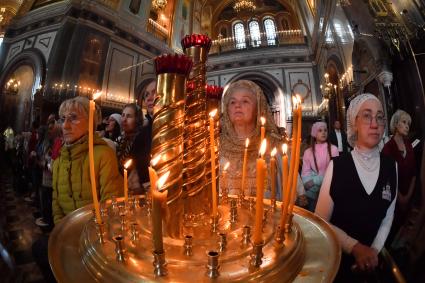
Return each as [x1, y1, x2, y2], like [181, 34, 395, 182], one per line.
[315, 93, 397, 282]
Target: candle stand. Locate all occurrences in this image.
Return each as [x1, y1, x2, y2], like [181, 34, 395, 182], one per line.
[49, 195, 340, 282]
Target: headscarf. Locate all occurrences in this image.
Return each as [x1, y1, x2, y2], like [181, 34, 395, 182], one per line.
[220, 80, 281, 195]
[109, 113, 122, 131]
[311, 121, 327, 138]
[346, 93, 381, 147]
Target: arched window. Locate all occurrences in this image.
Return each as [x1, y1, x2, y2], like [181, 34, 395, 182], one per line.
[234, 22, 246, 49]
[249, 20, 261, 47]
[264, 18, 277, 46]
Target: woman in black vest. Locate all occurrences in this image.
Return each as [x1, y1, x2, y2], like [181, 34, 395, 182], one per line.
[315, 93, 397, 282]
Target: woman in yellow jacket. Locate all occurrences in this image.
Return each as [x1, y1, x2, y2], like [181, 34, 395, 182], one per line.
[52, 96, 122, 223]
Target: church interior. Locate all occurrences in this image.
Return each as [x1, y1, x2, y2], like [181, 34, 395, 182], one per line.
[0, 0, 425, 282]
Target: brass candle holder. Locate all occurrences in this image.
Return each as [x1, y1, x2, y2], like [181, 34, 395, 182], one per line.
[181, 34, 212, 221]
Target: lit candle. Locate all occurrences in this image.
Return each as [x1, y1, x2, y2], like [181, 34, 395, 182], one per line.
[288, 96, 302, 216]
[152, 171, 170, 253]
[241, 138, 249, 196]
[270, 147, 277, 201]
[280, 98, 299, 230]
[281, 143, 289, 199]
[253, 139, 267, 245]
[89, 91, 102, 224]
[222, 162, 230, 194]
[209, 109, 218, 217]
[260, 116, 266, 141]
[149, 155, 161, 192]
[123, 159, 132, 203]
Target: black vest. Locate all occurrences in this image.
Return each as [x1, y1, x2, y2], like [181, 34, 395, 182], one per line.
[330, 154, 396, 246]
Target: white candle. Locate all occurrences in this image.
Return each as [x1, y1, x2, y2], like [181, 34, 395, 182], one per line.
[152, 171, 170, 253]
[253, 139, 267, 245]
[241, 138, 249, 196]
[89, 92, 102, 224]
[209, 109, 218, 217]
[260, 116, 266, 141]
[123, 159, 132, 203]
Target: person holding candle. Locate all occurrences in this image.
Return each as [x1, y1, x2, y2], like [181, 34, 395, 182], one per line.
[315, 93, 397, 283]
[219, 80, 304, 200]
[301, 121, 339, 211]
[117, 103, 151, 195]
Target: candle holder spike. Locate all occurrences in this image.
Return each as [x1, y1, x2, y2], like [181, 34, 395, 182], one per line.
[153, 250, 168, 277]
[130, 223, 139, 243]
[275, 225, 285, 245]
[205, 250, 220, 278]
[250, 242, 265, 268]
[270, 198, 276, 212]
[184, 235, 193, 256]
[241, 225, 252, 246]
[95, 222, 106, 244]
[218, 233, 227, 252]
[230, 199, 238, 223]
[113, 235, 126, 263]
[211, 215, 219, 232]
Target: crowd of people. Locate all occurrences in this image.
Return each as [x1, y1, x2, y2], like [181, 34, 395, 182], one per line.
[1, 79, 420, 282]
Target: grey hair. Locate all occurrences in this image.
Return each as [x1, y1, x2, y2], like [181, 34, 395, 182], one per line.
[389, 109, 411, 134]
[58, 96, 102, 129]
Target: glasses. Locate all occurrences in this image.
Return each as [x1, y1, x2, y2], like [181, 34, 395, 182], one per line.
[59, 114, 81, 125]
[357, 112, 386, 126]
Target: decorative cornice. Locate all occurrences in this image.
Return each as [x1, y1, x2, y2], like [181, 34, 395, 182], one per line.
[4, 1, 170, 56]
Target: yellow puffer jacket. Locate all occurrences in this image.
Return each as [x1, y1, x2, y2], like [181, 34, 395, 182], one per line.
[52, 135, 123, 223]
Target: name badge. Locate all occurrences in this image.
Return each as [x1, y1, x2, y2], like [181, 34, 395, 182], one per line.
[382, 183, 392, 202]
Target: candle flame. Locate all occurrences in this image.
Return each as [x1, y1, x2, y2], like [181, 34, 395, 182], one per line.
[282, 143, 288, 155]
[224, 161, 230, 171]
[260, 116, 266, 126]
[209, 109, 218, 118]
[271, 147, 277, 157]
[151, 154, 161, 166]
[157, 171, 170, 191]
[124, 159, 132, 169]
[245, 138, 249, 148]
[259, 139, 267, 157]
[296, 94, 302, 104]
[93, 91, 102, 100]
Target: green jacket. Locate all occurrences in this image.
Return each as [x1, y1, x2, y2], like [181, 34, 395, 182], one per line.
[52, 135, 123, 224]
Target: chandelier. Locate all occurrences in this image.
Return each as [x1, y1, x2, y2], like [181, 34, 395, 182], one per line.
[233, 0, 256, 13]
[152, 0, 167, 11]
[5, 77, 20, 94]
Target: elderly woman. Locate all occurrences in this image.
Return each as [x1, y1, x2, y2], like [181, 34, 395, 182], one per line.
[382, 110, 416, 243]
[52, 97, 122, 223]
[219, 80, 303, 199]
[117, 103, 151, 194]
[301, 121, 339, 211]
[315, 94, 397, 282]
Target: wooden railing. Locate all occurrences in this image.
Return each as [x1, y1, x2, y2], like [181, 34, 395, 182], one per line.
[210, 29, 305, 54]
[147, 18, 168, 43]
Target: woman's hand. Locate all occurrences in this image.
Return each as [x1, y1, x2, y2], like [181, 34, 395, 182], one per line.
[351, 242, 378, 272]
[297, 194, 309, 207]
[304, 180, 314, 189]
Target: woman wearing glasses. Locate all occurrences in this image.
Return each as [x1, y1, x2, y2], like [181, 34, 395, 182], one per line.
[53, 96, 122, 223]
[33, 97, 123, 283]
[315, 93, 397, 282]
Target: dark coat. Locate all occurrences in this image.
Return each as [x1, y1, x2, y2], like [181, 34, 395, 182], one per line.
[329, 129, 349, 154]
